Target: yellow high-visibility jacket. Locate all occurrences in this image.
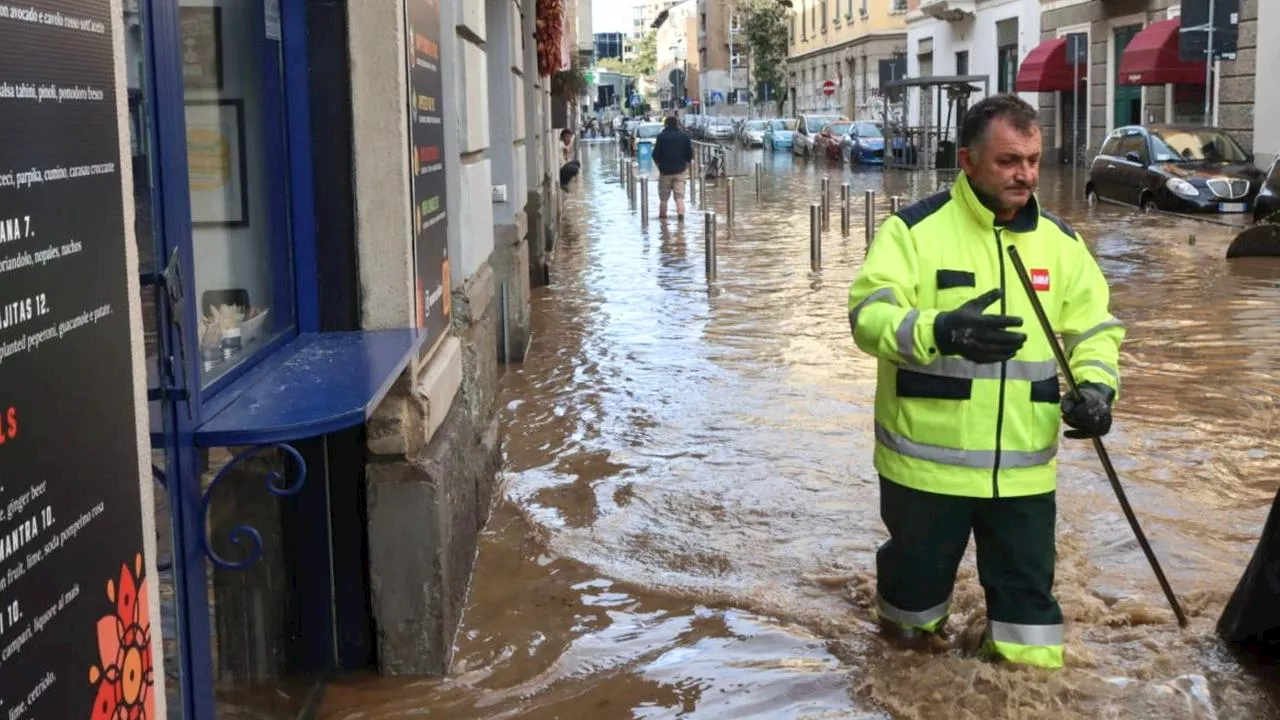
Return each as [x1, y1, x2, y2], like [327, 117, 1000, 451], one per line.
[848, 172, 1124, 498]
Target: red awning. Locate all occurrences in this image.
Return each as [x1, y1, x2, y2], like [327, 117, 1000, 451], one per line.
[1118, 19, 1205, 86]
[1015, 38, 1085, 93]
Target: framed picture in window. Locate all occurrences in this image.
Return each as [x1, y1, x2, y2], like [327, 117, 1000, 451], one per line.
[185, 100, 249, 227]
[180, 7, 223, 91]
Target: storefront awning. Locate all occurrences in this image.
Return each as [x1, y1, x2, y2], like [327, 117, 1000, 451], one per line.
[1118, 19, 1205, 86]
[1015, 38, 1084, 93]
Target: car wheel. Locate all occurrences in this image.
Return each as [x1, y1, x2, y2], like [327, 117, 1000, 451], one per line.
[1140, 194, 1159, 213]
[1085, 186, 1099, 207]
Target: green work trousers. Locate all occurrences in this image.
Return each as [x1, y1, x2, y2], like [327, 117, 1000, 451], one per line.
[875, 475, 1065, 668]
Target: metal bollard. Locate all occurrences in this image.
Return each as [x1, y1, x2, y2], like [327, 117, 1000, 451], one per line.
[726, 177, 735, 225]
[698, 176, 706, 209]
[840, 183, 851, 237]
[704, 211, 717, 281]
[755, 162, 763, 200]
[810, 203, 822, 271]
[889, 195, 903, 214]
[864, 189, 877, 246]
[821, 176, 831, 231]
[640, 177, 649, 227]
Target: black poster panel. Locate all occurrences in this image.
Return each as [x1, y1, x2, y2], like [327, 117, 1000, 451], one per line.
[407, 0, 450, 344]
[0, 2, 151, 718]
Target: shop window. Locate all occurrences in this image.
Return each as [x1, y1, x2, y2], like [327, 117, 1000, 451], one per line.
[181, 0, 296, 387]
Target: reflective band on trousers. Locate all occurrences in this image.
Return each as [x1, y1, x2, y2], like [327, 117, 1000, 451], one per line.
[1078, 358, 1120, 384]
[877, 595, 950, 630]
[875, 422, 1058, 469]
[848, 288, 898, 332]
[896, 309, 921, 364]
[1064, 319, 1124, 356]
[903, 357, 1058, 381]
[989, 621, 1064, 647]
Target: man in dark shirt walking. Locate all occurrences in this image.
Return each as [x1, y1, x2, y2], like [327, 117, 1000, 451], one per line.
[651, 115, 693, 220]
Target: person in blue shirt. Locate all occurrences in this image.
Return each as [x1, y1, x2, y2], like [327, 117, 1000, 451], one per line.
[652, 116, 693, 220]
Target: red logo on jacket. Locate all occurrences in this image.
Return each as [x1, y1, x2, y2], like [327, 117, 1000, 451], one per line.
[1030, 269, 1050, 292]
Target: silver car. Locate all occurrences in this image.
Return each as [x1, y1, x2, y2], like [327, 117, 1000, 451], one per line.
[738, 119, 768, 147]
[793, 113, 847, 157]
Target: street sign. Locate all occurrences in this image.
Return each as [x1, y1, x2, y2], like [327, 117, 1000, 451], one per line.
[822, 79, 837, 96]
[669, 68, 686, 87]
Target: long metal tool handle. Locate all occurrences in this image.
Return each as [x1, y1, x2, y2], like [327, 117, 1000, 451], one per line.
[1006, 246, 1187, 628]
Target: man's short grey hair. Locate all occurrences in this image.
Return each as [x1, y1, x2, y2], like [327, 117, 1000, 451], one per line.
[960, 94, 1040, 149]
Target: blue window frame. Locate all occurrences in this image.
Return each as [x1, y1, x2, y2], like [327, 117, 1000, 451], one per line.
[136, 0, 320, 717]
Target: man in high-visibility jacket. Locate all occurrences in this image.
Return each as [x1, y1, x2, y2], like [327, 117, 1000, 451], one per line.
[847, 94, 1124, 669]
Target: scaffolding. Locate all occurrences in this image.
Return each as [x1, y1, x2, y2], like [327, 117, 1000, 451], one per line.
[881, 74, 990, 171]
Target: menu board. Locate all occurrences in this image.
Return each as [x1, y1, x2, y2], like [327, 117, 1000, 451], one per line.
[0, 3, 152, 718]
[407, 0, 450, 346]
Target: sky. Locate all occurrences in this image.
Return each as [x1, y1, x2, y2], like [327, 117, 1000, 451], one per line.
[592, 0, 632, 34]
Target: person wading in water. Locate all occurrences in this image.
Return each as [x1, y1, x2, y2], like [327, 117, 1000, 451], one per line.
[651, 115, 693, 221]
[846, 94, 1125, 668]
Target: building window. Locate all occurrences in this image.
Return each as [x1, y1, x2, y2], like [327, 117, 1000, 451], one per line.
[861, 0, 868, 16]
[790, 14, 795, 45]
[955, 50, 969, 76]
[995, 17, 1018, 94]
[185, 4, 296, 384]
[997, 44, 1018, 93]
[892, 0, 906, 12]
[700, 13, 706, 31]
[847, 0, 854, 19]
[801, 1, 807, 40]
[821, 0, 828, 32]
[861, 55, 868, 104]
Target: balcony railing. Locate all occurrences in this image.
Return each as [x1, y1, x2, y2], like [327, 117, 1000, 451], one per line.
[919, 0, 975, 22]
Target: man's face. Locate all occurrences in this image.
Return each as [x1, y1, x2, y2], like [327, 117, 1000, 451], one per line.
[959, 117, 1042, 214]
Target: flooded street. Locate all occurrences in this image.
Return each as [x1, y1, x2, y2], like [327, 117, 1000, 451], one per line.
[320, 144, 1280, 719]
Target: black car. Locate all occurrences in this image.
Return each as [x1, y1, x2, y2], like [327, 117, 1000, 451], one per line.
[1254, 156, 1279, 224]
[1086, 124, 1266, 215]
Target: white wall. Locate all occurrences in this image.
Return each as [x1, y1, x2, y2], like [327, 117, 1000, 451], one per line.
[905, 0, 1041, 126]
[1255, 0, 1280, 166]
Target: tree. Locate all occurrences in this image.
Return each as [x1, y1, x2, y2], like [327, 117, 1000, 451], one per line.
[632, 30, 658, 79]
[598, 58, 629, 75]
[741, 0, 790, 114]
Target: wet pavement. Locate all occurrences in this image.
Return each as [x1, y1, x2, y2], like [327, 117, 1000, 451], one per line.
[319, 143, 1280, 719]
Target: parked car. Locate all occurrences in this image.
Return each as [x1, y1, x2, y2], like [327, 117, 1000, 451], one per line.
[704, 116, 736, 143]
[814, 121, 853, 161]
[763, 118, 797, 150]
[793, 114, 847, 157]
[1086, 125, 1265, 214]
[1254, 155, 1279, 224]
[841, 121, 887, 165]
[738, 119, 768, 147]
[632, 122, 664, 162]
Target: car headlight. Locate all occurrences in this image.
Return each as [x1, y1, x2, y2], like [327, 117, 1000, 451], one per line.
[1166, 178, 1200, 198]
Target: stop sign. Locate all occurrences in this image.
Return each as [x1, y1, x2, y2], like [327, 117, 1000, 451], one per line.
[822, 80, 837, 96]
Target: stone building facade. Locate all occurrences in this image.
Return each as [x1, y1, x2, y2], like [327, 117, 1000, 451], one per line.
[1036, 0, 1260, 165]
[787, 0, 910, 120]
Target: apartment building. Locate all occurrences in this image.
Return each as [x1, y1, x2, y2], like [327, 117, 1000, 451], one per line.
[900, 0, 1042, 145]
[1033, 0, 1260, 166]
[787, 0, 910, 120]
[656, 0, 701, 108]
[696, 0, 752, 113]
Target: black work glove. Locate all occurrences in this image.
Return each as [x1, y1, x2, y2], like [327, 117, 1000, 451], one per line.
[933, 289, 1026, 364]
[1061, 382, 1115, 439]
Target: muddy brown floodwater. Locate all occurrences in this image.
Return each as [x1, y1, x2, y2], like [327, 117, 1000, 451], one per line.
[319, 144, 1280, 719]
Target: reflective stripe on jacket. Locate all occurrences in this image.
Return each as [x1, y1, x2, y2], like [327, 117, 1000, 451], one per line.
[847, 172, 1124, 498]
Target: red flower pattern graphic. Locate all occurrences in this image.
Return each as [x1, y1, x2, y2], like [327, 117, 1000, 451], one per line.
[89, 554, 154, 720]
